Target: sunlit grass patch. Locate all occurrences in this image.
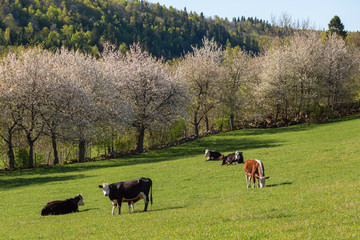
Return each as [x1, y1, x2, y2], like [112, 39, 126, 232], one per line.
[0, 115, 359, 239]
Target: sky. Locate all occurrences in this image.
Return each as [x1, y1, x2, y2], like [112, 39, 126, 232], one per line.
[153, 0, 359, 32]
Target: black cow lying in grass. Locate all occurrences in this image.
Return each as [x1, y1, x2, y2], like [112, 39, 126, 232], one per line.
[222, 151, 244, 165]
[204, 149, 224, 161]
[99, 177, 153, 215]
[41, 194, 84, 216]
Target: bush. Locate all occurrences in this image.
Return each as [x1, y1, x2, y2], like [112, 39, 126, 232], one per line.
[115, 132, 136, 152]
[15, 148, 29, 169]
[170, 120, 188, 140]
[215, 117, 230, 132]
[309, 105, 335, 123]
[35, 153, 46, 165]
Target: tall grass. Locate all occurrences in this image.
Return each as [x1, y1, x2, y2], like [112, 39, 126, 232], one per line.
[0, 115, 359, 239]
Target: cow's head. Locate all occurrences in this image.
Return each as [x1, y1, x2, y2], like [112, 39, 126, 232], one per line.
[235, 151, 244, 163]
[76, 194, 85, 206]
[98, 183, 110, 196]
[204, 149, 210, 157]
[258, 176, 270, 188]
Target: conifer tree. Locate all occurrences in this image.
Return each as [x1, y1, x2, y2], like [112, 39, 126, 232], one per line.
[328, 15, 347, 39]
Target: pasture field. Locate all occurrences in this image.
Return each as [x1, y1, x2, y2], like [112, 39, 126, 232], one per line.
[0, 116, 359, 239]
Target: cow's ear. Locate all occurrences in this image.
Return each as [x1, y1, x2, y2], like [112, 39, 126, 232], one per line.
[98, 185, 103, 189]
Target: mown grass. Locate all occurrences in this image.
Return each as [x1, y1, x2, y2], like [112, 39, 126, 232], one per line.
[0, 115, 359, 239]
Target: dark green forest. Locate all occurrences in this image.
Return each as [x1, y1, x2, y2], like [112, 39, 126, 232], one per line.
[0, 0, 273, 58]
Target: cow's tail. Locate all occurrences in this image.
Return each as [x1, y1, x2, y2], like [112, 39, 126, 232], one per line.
[150, 179, 153, 206]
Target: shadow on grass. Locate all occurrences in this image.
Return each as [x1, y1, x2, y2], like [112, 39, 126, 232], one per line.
[229, 114, 360, 137]
[226, 123, 316, 136]
[80, 208, 99, 212]
[267, 181, 293, 188]
[4, 118, 338, 185]
[1, 136, 283, 180]
[0, 174, 86, 190]
[140, 205, 185, 214]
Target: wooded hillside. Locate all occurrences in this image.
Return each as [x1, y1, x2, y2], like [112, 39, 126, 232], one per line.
[0, 0, 272, 58]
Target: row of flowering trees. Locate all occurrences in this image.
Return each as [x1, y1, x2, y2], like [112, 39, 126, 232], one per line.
[0, 31, 359, 169]
[257, 32, 358, 122]
[0, 44, 188, 169]
[178, 32, 359, 134]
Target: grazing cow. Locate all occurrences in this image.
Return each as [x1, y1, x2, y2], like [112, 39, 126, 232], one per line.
[99, 177, 152, 215]
[204, 149, 224, 161]
[244, 159, 270, 188]
[222, 151, 244, 165]
[41, 194, 84, 216]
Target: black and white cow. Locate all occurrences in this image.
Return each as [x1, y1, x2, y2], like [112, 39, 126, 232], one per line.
[222, 151, 244, 165]
[204, 149, 224, 161]
[99, 177, 152, 215]
[41, 194, 84, 216]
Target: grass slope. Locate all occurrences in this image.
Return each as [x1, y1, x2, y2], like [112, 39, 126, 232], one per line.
[1, 116, 359, 239]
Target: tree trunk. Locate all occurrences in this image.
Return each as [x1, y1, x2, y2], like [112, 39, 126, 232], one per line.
[193, 111, 199, 137]
[136, 127, 145, 153]
[78, 139, 86, 163]
[5, 130, 15, 169]
[275, 104, 280, 123]
[28, 140, 34, 168]
[230, 113, 235, 131]
[205, 115, 210, 132]
[51, 133, 59, 165]
[7, 142, 15, 169]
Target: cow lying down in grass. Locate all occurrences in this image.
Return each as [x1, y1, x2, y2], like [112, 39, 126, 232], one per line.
[222, 151, 244, 165]
[204, 149, 224, 161]
[41, 194, 84, 216]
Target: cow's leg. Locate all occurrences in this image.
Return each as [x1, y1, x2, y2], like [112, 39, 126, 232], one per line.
[140, 192, 149, 211]
[127, 202, 135, 213]
[252, 174, 256, 188]
[112, 204, 116, 215]
[144, 198, 149, 211]
[245, 174, 251, 188]
[117, 202, 121, 215]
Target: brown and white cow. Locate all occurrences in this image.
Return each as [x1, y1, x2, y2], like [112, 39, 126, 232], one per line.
[99, 177, 152, 215]
[204, 149, 224, 161]
[244, 159, 270, 188]
[41, 194, 84, 216]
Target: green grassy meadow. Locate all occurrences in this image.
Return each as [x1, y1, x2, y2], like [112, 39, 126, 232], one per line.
[1, 116, 360, 239]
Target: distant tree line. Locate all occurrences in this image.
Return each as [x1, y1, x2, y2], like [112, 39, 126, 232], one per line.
[0, 0, 273, 58]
